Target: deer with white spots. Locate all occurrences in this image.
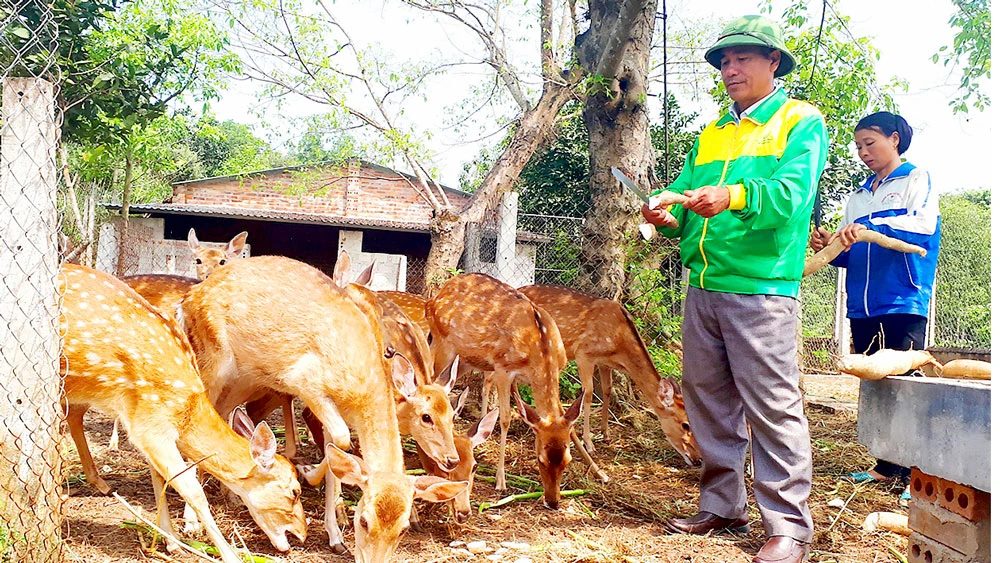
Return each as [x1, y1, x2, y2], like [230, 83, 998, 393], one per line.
[427, 273, 596, 509]
[59, 264, 306, 563]
[187, 228, 248, 280]
[518, 284, 701, 465]
[179, 255, 467, 560]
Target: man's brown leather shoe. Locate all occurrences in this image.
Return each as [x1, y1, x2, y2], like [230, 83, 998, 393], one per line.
[752, 536, 810, 563]
[664, 511, 750, 535]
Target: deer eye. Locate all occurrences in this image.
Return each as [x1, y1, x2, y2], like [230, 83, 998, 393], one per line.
[219, 259, 226, 265]
[195, 258, 202, 264]
[421, 414, 433, 425]
[682, 422, 691, 431]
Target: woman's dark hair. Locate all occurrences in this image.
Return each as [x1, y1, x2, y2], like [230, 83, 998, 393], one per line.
[855, 111, 913, 154]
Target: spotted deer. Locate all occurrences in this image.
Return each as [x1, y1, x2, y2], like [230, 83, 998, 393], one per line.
[427, 273, 589, 509]
[518, 284, 701, 466]
[179, 255, 466, 557]
[187, 228, 248, 280]
[59, 264, 306, 563]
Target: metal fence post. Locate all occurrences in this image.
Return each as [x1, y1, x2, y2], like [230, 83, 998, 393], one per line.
[0, 76, 63, 562]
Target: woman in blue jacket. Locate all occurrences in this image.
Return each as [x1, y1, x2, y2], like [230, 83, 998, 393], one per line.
[810, 112, 941, 499]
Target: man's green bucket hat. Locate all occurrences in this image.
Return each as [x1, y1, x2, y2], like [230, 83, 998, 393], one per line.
[705, 15, 796, 77]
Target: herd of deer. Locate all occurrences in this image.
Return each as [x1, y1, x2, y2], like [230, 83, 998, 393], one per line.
[59, 229, 701, 563]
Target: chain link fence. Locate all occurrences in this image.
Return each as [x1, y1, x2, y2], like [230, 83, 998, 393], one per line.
[1, 2, 64, 560]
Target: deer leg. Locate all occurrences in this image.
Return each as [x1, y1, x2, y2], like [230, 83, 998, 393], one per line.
[140, 436, 244, 563]
[480, 371, 494, 417]
[324, 468, 349, 554]
[149, 463, 185, 554]
[66, 404, 111, 494]
[598, 365, 613, 437]
[493, 372, 514, 492]
[576, 359, 596, 453]
[280, 394, 298, 459]
[108, 417, 120, 451]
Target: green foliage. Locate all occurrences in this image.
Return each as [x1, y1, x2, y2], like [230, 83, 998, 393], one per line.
[622, 237, 684, 374]
[934, 193, 991, 347]
[650, 93, 700, 185]
[933, 0, 991, 113]
[754, 0, 904, 207]
[189, 116, 289, 177]
[517, 103, 590, 216]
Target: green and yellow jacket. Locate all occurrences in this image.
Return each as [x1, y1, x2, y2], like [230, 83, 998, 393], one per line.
[653, 88, 829, 298]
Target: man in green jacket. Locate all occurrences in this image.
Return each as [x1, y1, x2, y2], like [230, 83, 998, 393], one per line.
[644, 15, 828, 563]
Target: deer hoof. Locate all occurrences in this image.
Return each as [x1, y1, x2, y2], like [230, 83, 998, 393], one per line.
[330, 542, 350, 556]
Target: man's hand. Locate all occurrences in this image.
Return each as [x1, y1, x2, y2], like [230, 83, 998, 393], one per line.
[682, 186, 730, 218]
[809, 227, 833, 252]
[641, 203, 677, 227]
[835, 223, 867, 251]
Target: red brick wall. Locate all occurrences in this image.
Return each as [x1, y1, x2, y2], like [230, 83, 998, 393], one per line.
[171, 163, 471, 226]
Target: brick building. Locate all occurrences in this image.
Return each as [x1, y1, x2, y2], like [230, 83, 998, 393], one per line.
[99, 160, 540, 292]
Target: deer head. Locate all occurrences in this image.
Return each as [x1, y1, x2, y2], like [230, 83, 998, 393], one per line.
[656, 377, 701, 465]
[513, 390, 583, 509]
[187, 228, 248, 280]
[324, 443, 467, 563]
[417, 407, 499, 522]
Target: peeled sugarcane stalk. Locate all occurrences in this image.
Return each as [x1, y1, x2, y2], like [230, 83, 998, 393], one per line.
[862, 511, 911, 536]
[939, 359, 992, 380]
[804, 230, 927, 276]
[836, 349, 942, 380]
[639, 191, 689, 240]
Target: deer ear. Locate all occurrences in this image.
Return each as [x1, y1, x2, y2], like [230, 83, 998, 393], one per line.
[325, 443, 370, 487]
[412, 475, 468, 503]
[353, 263, 374, 287]
[187, 228, 199, 251]
[250, 421, 278, 471]
[436, 356, 460, 393]
[332, 250, 351, 288]
[563, 393, 584, 424]
[513, 388, 541, 429]
[657, 377, 677, 407]
[391, 353, 417, 399]
[452, 387, 469, 418]
[468, 408, 499, 448]
[227, 231, 248, 258]
[231, 408, 255, 439]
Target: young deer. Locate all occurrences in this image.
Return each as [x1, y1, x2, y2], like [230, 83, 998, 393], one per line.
[187, 228, 248, 280]
[180, 255, 466, 556]
[59, 264, 306, 562]
[518, 284, 701, 466]
[427, 273, 585, 509]
[415, 391, 499, 523]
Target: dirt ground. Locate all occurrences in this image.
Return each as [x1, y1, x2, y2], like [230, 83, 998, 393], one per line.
[58, 373, 913, 563]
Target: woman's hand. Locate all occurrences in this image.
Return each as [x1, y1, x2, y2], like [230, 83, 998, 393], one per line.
[835, 223, 868, 250]
[809, 227, 833, 252]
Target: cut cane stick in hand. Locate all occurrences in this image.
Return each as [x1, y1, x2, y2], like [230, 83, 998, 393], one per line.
[637, 192, 688, 239]
[803, 230, 927, 276]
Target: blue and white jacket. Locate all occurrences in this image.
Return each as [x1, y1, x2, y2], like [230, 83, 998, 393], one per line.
[831, 162, 941, 319]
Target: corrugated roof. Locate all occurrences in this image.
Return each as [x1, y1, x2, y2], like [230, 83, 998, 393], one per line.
[172, 159, 472, 200]
[105, 203, 434, 233]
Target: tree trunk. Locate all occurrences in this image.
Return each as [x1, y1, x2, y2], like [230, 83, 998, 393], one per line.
[422, 79, 580, 296]
[577, 0, 657, 299]
[115, 144, 134, 277]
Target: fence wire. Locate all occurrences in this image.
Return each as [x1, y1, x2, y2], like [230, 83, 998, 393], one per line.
[1, 2, 64, 561]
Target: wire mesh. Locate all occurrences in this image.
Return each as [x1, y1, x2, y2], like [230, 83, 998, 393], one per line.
[1, 2, 63, 560]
